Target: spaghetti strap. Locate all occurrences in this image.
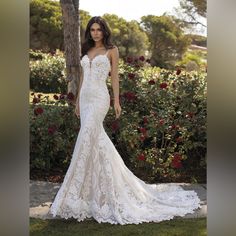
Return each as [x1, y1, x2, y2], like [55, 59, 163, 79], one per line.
[105, 50, 109, 56]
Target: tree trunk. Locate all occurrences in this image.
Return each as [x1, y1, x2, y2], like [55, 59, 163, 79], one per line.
[60, 0, 81, 103]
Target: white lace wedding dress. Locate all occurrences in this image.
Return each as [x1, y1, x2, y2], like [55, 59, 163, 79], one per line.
[49, 50, 202, 225]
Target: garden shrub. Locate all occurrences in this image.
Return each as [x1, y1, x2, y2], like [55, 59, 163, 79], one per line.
[30, 49, 67, 93]
[30, 54, 206, 183]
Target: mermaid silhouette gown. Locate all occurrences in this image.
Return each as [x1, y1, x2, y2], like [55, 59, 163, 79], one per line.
[49, 50, 202, 225]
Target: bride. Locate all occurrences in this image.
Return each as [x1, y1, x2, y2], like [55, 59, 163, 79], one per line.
[49, 16, 201, 225]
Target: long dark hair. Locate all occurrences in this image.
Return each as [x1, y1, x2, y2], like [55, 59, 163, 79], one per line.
[81, 16, 114, 58]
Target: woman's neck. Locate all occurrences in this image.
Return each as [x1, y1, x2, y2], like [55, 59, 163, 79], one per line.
[94, 42, 104, 49]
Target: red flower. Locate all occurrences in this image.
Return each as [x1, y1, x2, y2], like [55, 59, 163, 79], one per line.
[128, 73, 135, 80]
[32, 97, 40, 104]
[67, 92, 75, 100]
[123, 91, 136, 102]
[34, 107, 44, 115]
[172, 160, 182, 168]
[170, 124, 178, 130]
[59, 94, 65, 100]
[159, 119, 165, 125]
[176, 68, 181, 75]
[143, 117, 148, 124]
[139, 127, 146, 133]
[53, 94, 59, 100]
[111, 120, 119, 132]
[48, 125, 57, 135]
[148, 80, 155, 85]
[139, 56, 145, 61]
[174, 153, 182, 159]
[176, 137, 183, 143]
[140, 134, 146, 142]
[126, 57, 133, 63]
[137, 153, 146, 161]
[160, 82, 168, 89]
[171, 153, 183, 168]
[186, 112, 194, 119]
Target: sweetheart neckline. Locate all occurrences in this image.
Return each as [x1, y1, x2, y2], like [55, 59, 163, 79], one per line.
[85, 54, 108, 62]
[83, 54, 111, 68]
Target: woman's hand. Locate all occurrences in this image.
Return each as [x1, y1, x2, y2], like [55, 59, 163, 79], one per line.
[75, 102, 80, 118]
[114, 101, 121, 119]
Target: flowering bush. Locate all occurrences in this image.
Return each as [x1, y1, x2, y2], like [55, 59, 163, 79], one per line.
[30, 49, 67, 93]
[105, 56, 206, 183]
[30, 92, 80, 172]
[30, 53, 206, 183]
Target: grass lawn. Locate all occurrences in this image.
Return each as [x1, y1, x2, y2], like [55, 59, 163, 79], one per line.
[30, 217, 206, 236]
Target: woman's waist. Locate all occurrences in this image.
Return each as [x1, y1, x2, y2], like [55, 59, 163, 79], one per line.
[81, 82, 109, 93]
[80, 86, 110, 102]
[84, 74, 108, 82]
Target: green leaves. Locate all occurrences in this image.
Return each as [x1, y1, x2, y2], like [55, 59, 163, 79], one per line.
[30, 94, 80, 173]
[30, 53, 206, 183]
[108, 61, 206, 183]
[30, 49, 67, 93]
[141, 15, 191, 69]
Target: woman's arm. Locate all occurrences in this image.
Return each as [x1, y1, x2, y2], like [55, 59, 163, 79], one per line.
[110, 46, 121, 118]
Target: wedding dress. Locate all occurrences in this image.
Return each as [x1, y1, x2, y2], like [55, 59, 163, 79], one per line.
[49, 50, 202, 225]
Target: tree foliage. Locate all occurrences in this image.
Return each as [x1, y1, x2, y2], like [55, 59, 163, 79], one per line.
[30, 2, 149, 58]
[30, 0, 205, 69]
[30, 0, 63, 51]
[141, 15, 191, 69]
[175, 0, 206, 28]
[103, 14, 150, 58]
[186, 34, 207, 47]
[186, 0, 206, 18]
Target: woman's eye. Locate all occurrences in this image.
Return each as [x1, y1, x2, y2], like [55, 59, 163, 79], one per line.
[90, 28, 102, 32]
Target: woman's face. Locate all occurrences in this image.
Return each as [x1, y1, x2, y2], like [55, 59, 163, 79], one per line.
[90, 23, 104, 42]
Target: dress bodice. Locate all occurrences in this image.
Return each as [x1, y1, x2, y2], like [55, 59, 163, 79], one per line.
[80, 53, 111, 82]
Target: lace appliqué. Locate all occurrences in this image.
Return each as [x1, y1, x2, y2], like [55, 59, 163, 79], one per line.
[49, 53, 202, 225]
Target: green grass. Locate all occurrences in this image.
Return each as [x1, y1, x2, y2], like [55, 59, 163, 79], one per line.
[30, 217, 206, 236]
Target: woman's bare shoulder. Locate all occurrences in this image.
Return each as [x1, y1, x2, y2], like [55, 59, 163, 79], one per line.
[110, 45, 119, 56]
[110, 45, 118, 51]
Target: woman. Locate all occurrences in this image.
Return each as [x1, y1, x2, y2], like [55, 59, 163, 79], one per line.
[49, 16, 201, 225]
